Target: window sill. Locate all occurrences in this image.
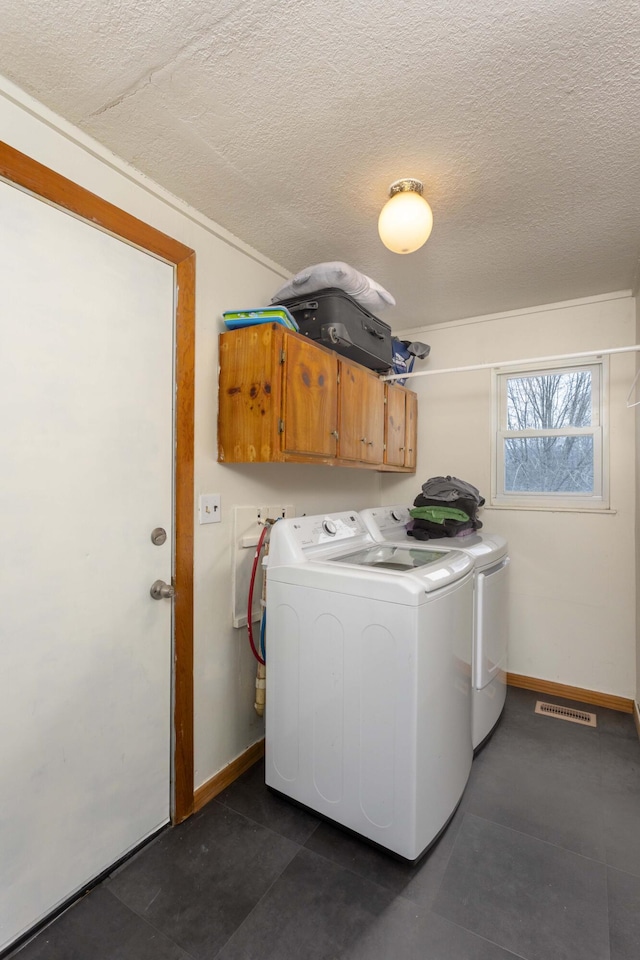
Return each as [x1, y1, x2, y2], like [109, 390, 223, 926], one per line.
[486, 504, 616, 515]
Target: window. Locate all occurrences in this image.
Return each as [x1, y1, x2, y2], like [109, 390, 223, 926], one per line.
[492, 359, 608, 509]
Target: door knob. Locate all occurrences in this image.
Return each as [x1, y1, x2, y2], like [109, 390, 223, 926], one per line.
[150, 579, 175, 600]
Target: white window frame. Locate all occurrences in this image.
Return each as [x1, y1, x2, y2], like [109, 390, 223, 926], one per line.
[491, 356, 609, 510]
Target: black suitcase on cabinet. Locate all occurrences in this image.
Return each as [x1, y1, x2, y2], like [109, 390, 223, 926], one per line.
[278, 287, 393, 371]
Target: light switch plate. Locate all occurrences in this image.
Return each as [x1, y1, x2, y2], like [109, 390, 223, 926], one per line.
[199, 493, 221, 524]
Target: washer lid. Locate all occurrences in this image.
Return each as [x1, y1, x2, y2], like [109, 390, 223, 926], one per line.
[361, 505, 508, 568]
[418, 532, 508, 566]
[328, 543, 449, 572]
[321, 543, 473, 594]
[267, 547, 472, 601]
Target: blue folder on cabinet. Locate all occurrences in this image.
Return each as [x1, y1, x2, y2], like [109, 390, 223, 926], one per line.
[223, 306, 299, 331]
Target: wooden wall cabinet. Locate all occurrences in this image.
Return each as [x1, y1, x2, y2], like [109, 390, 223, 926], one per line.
[218, 324, 416, 472]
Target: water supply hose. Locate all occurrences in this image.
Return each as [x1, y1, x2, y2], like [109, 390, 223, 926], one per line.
[248, 517, 281, 715]
[247, 524, 268, 665]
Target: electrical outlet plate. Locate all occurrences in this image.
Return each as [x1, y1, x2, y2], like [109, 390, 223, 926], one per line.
[258, 504, 294, 523]
[232, 504, 294, 628]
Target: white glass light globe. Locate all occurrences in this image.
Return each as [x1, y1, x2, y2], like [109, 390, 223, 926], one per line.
[378, 189, 433, 254]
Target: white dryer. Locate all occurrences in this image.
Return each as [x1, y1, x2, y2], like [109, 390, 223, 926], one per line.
[361, 506, 509, 751]
[265, 511, 475, 862]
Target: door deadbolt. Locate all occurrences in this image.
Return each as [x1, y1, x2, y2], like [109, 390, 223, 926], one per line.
[151, 527, 167, 545]
[150, 579, 175, 600]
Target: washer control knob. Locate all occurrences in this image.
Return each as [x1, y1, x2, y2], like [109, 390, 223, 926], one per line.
[391, 509, 404, 522]
[322, 518, 338, 536]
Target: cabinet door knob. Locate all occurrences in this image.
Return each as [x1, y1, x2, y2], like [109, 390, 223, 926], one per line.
[361, 437, 367, 443]
[330, 430, 339, 439]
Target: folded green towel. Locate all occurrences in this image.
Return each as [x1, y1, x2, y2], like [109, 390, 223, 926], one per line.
[410, 506, 470, 524]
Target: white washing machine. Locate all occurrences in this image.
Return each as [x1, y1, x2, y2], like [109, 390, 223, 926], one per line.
[361, 506, 509, 751]
[265, 511, 474, 862]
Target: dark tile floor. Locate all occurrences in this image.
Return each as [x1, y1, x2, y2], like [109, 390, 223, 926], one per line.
[9, 688, 640, 960]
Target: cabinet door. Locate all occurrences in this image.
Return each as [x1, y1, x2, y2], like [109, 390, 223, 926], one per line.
[362, 374, 385, 463]
[282, 334, 338, 456]
[338, 360, 384, 462]
[384, 384, 407, 466]
[218, 324, 282, 462]
[337, 360, 364, 460]
[404, 390, 418, 469]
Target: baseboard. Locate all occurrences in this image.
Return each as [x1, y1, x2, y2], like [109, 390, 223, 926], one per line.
[634, 701, 640, 742]
[193, 738, 265, 813]
[507, 673, 634, 714]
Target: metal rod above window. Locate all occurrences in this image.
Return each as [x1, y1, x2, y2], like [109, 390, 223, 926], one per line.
[382, 344, 640, 381]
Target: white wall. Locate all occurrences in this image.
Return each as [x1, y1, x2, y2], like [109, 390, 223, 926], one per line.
[383, 293, 637, 699]
[0, 78, 385, 791]
[636, 293, 640, 706]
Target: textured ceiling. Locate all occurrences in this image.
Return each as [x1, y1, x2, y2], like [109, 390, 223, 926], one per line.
[2, 0, 640, 327]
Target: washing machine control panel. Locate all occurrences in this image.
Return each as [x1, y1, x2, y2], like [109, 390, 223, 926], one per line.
[292, 512, 366, 549]
[268, 512, 374, 567]
[361, 505, 411, 539]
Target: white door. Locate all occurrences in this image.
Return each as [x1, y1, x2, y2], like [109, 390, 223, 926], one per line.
[0, 179, 175, 950]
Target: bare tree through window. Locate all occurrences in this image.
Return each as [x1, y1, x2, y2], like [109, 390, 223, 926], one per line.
[504, 370, 594, 492]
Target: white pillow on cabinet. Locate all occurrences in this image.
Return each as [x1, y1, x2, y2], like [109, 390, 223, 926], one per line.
[271, 261, 395, 311]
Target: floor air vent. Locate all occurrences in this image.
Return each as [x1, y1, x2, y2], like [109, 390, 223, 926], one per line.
[534, 701, 597, 727]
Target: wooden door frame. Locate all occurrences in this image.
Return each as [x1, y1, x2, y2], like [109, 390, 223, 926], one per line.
[0, 141, 195, 824]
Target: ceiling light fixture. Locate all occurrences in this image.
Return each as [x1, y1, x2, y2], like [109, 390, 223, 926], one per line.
[378, 178, 433, 254]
